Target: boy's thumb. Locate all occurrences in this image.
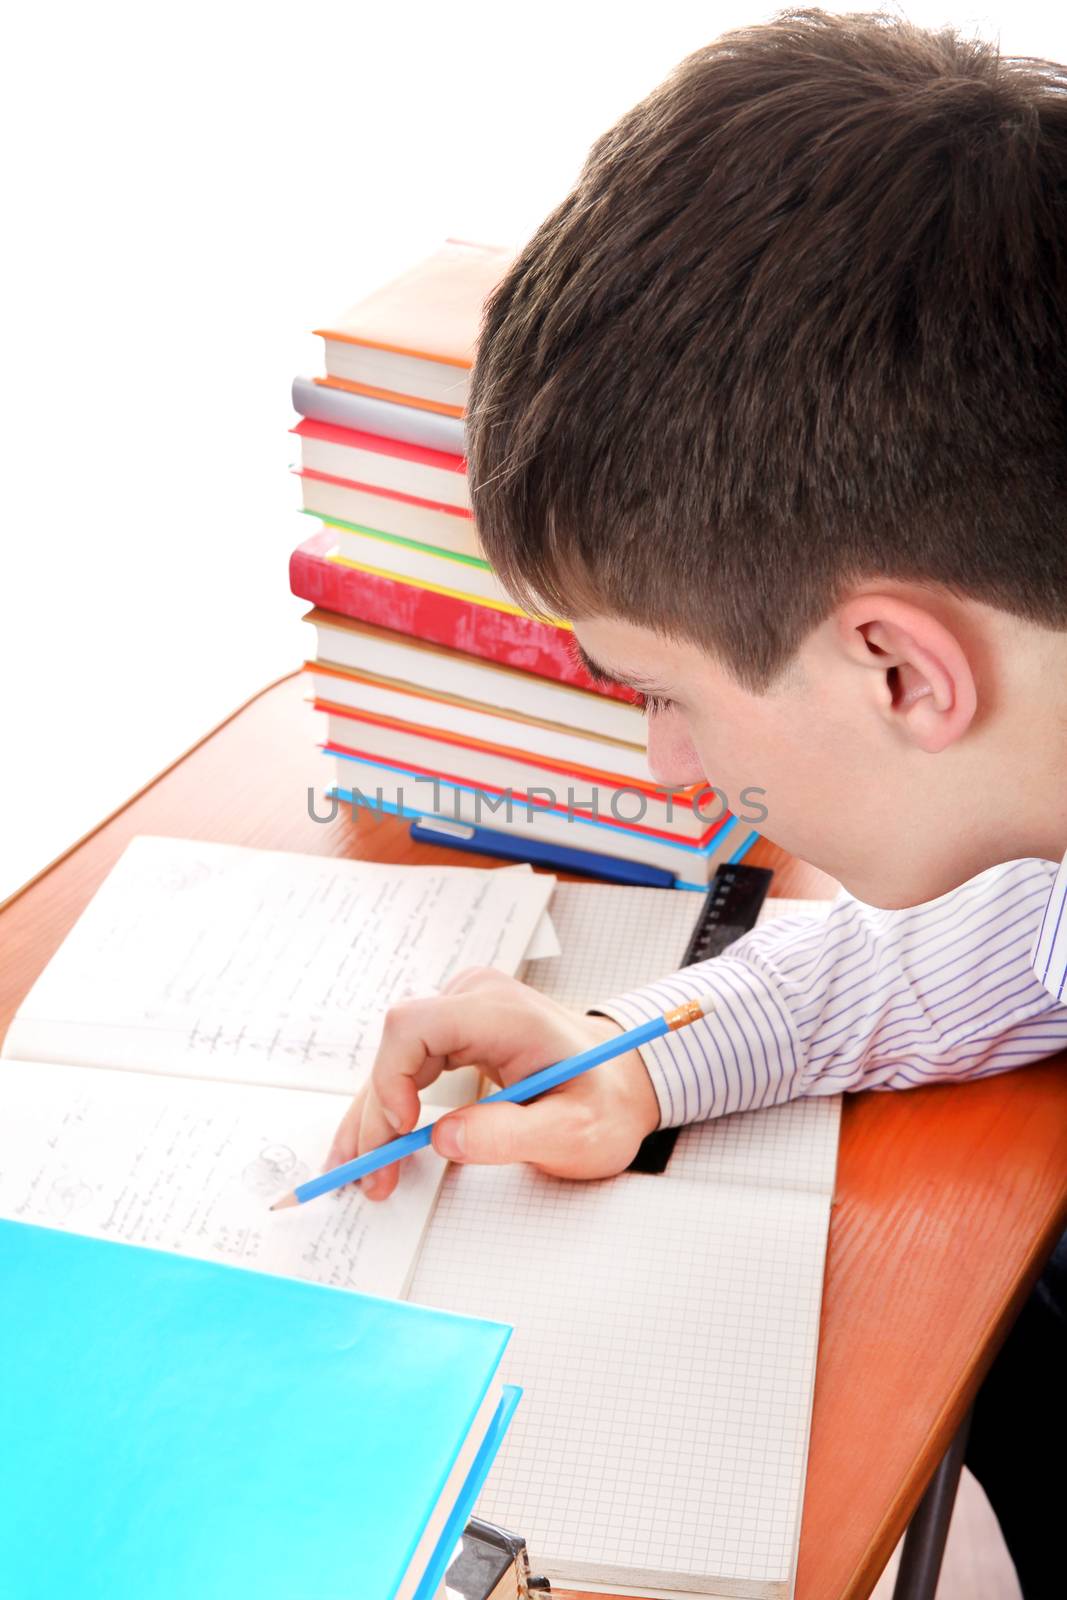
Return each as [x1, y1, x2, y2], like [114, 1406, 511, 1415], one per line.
[432, 1099, 556, 1166]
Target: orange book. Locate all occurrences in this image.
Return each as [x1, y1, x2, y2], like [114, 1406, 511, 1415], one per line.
[313, 239, 515, 417]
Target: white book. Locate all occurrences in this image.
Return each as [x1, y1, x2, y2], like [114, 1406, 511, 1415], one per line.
[329, 524, 509, 606]
[319, 341, 469, 411]
[309, 668, 650, 783]
[296, 426, 471, 511]
[1, 838, 838, 1599]
[306, 607, 649, 747]
[299, 470, 481, 556]
[326, 714, 713, 841]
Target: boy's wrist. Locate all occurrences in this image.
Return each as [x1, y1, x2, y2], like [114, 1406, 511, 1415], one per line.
[625, 1049, 664, 1139]
[585, 1010, 664, 1137]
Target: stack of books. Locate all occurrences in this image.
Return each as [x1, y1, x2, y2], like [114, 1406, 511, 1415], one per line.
[289, 239, 760, 889]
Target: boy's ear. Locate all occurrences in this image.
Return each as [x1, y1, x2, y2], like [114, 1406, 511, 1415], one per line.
[834, 594, 978, 754]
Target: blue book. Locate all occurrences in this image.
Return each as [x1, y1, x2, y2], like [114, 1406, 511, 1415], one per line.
[409, 815, 678, 888]
[0, 1220, 518, 1600]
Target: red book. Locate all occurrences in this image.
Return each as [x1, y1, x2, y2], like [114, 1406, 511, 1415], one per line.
[289, 528, 633, 701]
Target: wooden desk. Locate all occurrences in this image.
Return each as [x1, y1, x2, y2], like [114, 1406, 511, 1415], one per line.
[3, 672, 1065, 1600]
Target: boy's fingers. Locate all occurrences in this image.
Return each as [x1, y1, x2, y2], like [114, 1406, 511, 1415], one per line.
[324, 1084, 401, 1169]
[326, 986, 579, 1199]
[322, 993, 485, 1198]
[324, 1091, 366, 1171]
[350, 992, 494, 1198]
[321, 1091, 405, 1203]
[358, 1076, 421, 1163]
[366, 992, 509, 1134]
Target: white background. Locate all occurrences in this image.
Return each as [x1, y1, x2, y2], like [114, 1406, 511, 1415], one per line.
[3, 1, 1065, 902]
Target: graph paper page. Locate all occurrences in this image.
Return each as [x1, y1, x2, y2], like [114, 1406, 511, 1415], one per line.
[412, 884, 839, 1598]
[522, 884, 830, 1009]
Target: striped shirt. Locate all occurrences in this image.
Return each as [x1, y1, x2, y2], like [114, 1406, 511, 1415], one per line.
[594, 853, 1067, 1129]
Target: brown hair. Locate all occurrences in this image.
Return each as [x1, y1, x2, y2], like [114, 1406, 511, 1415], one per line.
[467, 8, 1067, 690]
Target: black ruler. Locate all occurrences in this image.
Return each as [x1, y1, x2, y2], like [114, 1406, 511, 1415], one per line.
[626, 863, 774, 1174]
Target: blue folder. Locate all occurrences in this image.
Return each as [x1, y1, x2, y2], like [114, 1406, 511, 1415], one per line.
[0, 1220, 516, 1600]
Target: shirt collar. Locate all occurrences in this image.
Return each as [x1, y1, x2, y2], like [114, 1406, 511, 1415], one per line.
[1031, 848, 1067, 1003]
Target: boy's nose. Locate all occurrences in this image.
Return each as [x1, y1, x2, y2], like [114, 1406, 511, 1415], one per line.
[645, 709, 706, 789]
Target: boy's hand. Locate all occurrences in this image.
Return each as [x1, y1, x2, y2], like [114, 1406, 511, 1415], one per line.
[324, 968, 661, 1200]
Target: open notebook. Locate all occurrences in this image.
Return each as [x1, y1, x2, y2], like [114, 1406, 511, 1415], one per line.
[1, 837, 838, 1600]
[430, 885, 838, 1600]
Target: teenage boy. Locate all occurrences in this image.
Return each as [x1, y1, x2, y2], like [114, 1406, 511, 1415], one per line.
[330, 12, 1067, 1595]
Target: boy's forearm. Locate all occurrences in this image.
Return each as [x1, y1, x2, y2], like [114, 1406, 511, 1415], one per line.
[593, 858, 1067, 1129]
[592, 950, 801, 1126]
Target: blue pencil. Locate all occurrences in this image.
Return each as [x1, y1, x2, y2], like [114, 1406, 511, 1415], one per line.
[269, 994, 712, 1210]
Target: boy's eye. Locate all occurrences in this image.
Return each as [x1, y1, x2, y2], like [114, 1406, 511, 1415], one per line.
[638, 692, 675, 716]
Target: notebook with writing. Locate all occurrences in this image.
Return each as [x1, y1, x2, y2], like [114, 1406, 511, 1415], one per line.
[0, 835, 554, 1299]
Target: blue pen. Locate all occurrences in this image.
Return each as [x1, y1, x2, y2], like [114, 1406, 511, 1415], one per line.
[409, 816, 676, 889]
[269, 994, 711, 1210]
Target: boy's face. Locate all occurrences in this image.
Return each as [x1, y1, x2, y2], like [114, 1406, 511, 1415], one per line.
[572, 597, 1044, 909]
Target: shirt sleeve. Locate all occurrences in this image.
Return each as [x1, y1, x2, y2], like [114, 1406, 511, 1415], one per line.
[591, 857, 1067, 1129]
